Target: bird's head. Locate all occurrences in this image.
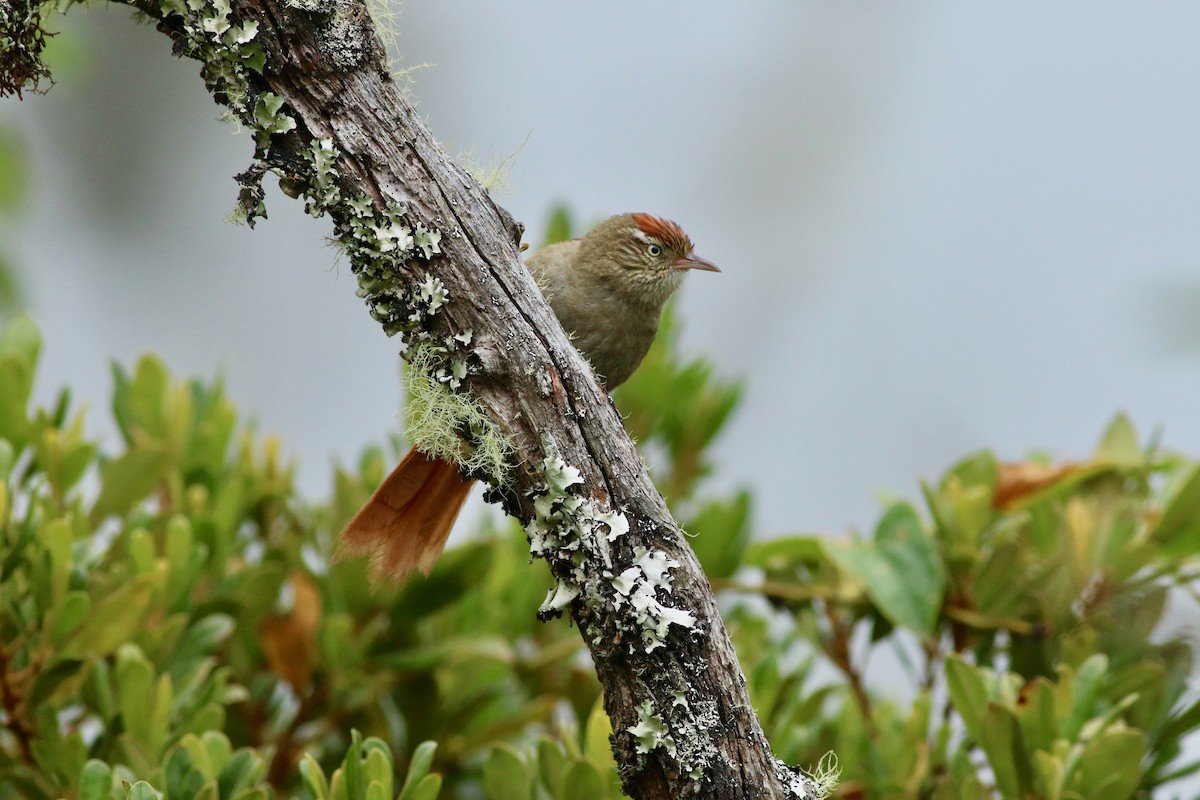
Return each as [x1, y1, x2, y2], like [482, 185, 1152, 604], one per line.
[577, 213, 719, 307]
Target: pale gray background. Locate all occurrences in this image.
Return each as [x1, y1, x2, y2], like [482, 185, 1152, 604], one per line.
[4, 5, 1199, 538]
[3, 3, 1200, 795]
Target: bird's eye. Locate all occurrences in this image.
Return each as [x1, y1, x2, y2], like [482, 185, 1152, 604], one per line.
[646, 244, 663, 257]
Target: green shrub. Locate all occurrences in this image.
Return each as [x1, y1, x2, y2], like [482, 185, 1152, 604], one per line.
[1, 295, 1198, 799]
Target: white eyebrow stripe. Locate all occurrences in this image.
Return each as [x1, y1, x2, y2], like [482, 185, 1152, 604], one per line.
[630, 228, 658, 244]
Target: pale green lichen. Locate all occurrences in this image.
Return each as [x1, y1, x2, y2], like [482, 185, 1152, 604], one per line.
[629, 700, 674, 756]
[524, 442, 694, 650]
[403, 342, 511, 481]
[306, 138, 340, 211]
[611, 546, 697, 652]
[252, 92, 297, 147]
[807, 753, 841, 799]
[628, 688, 719, 784]
[527, 444, 756, 790]
[414, 273, 448, 312]
[158, 0, 266, 116]
[413, 224, 443, 259]
[777, 752, 839, 800]
[526, 446, 624, 620]
[458, 139, 526, 193]
[161, 0, 488, 492]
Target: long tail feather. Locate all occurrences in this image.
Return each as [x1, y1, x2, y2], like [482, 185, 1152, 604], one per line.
[337, 448, 474, 583]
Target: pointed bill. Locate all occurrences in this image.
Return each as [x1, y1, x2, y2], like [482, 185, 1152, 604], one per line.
[672, 252, 720, 272]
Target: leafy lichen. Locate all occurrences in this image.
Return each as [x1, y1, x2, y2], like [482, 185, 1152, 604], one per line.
[628, 700, 674, 756]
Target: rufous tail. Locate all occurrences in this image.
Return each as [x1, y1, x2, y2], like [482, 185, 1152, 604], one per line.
[337, 448, 475, 583]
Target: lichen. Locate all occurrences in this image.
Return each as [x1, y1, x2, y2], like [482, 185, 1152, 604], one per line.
[527, 448, 630, 619]
[0, 0, 55, 98]
[524, 442, 714, 783]
[776, 753, 840, 800]
[458, 138, 527, 193]
[303, 159, 495, 486]
[628, 700, 675, 756]
[253, 92, 297, 141]
[611, 546, 697, 652]
[153, 0, 506, 494]
[402, 341, 512, 482]
[158, 0, 266, 119]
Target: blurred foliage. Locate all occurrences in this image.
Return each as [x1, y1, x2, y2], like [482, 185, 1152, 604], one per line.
[0, 125, 29, 314]
[1, 210, 1199, 799]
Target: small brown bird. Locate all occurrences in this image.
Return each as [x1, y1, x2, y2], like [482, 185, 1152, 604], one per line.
[339, 213, 719, 581]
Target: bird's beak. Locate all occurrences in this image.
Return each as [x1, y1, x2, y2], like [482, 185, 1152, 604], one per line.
[673, 252, 720, 272]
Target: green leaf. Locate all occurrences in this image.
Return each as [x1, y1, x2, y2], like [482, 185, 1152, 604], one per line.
[65, 574, 156, 658]
[28, 657, 87, 707]
[0, 314, 40, 447]
[1152, 464, 1200, 554]
[583, 699, 612, 764]
[77, 759, 114, 800]
[541, 203, 574, 246]
[583, 698, 618, 794]
[230, 789, 270, 800]
[483, 744, 530, 800]
[687, 490, 752, 579]
[930, 450, 998, 548]
[825, 502, 945, 636]
[1093, 412, 1141, 465]
[536, 739, 567, 797]
[0, 355, 31, 447]
[1158, 692, 1200, 746]
[1064, 654, 1107, 740]
[0, 313, 41, 367]
[165, 745, 208, 800]
[92, 446, 171, 521]
[300, 753, 330, 800]
[129, 526, 156, 574]
[977, 704, 1033, 799]
[217, 749, 263, 799]
[0, 251, 20, 313]
[117, 644, 170, 757]
[0, 436, 13, 479]
[1070, 729, 1145, 800]
[945, 655, 990, 744]
[361, 743, 393, 800]
[399, 741, 437, 800]
[406, 774, 442, 800]
[28, 721, 87, 790]
[1012, 678, 1057, 755]
[128, 781, 160, 800]
[745, 535, 827, 570]
[1031, 750, 1065, 800]
[342, 730, 365, 800]
[111, 355, 170, 445]
[0, 126, 29, 213]
[161, 614, 234, 683]
[560, 760, 604, 800]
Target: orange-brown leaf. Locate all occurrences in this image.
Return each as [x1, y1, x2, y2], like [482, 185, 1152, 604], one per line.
[992, 462, 1082, 509]
[260, 571, 322, 690]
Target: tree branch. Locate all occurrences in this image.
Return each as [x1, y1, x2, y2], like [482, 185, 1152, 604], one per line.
[95, 1, 821, 796]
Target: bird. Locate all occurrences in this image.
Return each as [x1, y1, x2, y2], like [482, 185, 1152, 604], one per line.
[338, 213, 719, 582]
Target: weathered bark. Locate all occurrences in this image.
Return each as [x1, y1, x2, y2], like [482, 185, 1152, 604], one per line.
[114, 1, 810, 796]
